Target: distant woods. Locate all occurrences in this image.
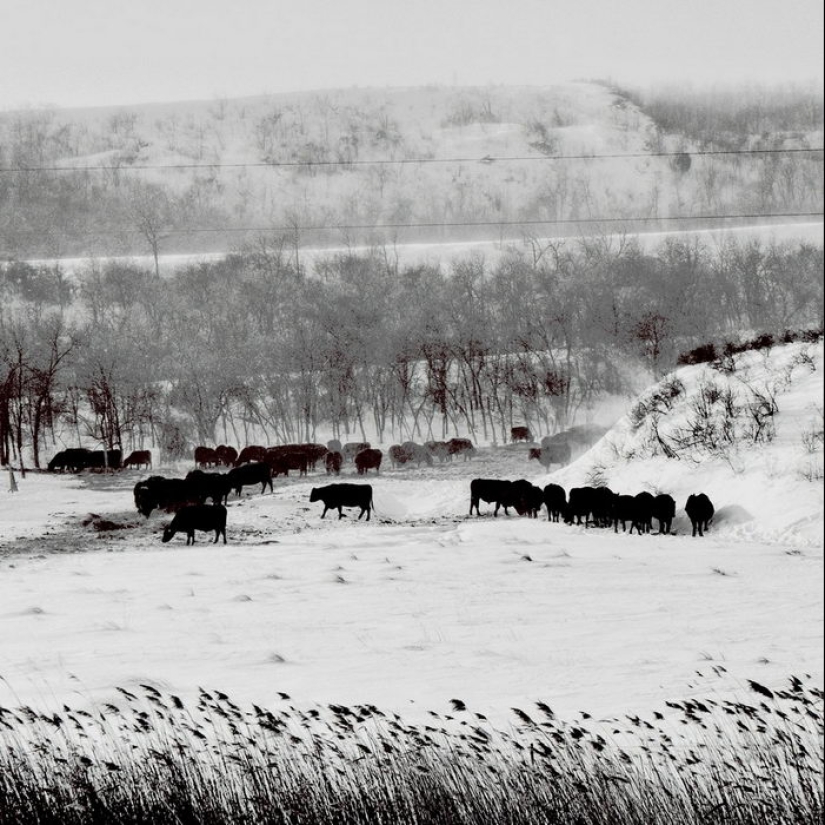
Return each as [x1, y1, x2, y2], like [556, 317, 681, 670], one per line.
[1, 235, 822, 467]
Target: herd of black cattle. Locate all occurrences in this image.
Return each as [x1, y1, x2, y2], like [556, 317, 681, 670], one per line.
[46, 436, 715, 544]
[467, 479, 715, 537]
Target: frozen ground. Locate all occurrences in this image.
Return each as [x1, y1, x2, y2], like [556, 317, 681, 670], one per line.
[0, 343, 822, 727]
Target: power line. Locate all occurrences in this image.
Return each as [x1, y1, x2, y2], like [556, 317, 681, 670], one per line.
[6, 211, 822, 238]
[0, 146, 822, 174]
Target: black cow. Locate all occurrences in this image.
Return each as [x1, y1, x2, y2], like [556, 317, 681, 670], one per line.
[543, 483, 567, 522]
[215, 445, 238, 467]
[194, 446, 218, 468]
[355, 448, 382, 475]
[48, 448, 92, 473]
[631, 491, 655, 534]
[566, 486, 596, 526]
[652, 494, 676, 534]
[511, 426, 532, 442]
[162, 504, 227, 545]
[685, 493, 715, 537]
[265, 447, 308, 477]
[123, 450, 152, 470]
[590, 487, 616, 528]
[226, 462, 273, 496]
[309, 484, 373, 520]
[79, 449, 123, 471]
[512, 479, 544, 518]
[325, 451, 343, 475]
[134, 476, 199, 518]
[236, 445, 267, 466]
[300, 443, 329, 470]
[50, 448, 121, 472]
[185, 469, 231, 506]
[469, 478, 516, 517]
[343, 442, 371, 463]
[611, 494, 638, 533]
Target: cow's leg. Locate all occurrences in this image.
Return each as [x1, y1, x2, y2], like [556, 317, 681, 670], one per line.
[338, 507, 344, 519]
[321, 505, 329, 519]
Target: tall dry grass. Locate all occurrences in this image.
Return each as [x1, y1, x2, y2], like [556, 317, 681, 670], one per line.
[0, 676, 821, 824]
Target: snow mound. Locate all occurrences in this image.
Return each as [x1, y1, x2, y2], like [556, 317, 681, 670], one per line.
[549, 340, 824, 547]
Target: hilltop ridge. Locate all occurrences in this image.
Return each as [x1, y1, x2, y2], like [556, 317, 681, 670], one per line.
[1, 82, 821, 260]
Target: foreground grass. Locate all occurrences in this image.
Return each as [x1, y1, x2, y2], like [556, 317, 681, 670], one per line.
[0, 676, 821, 824]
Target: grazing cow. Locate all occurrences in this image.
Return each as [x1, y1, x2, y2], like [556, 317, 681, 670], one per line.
[469, 478, 516, 517]
[215, 445, 238, 467]
[511, 426, 532, 443]
[48, 448, 92, 473]
[185, 470, 231, 506]
[134, 476, 199, 518]
[162, 504, 227, 545]
[512, 479, 544, 518]
[425, 441, 451, 463]
[325, 451, 343, 475]
[685, 493, 715, 537]
[236, 445, 267, 466]
[611, 494, 638, 533]
[327, 438, 343, 454]
[355, 448, 382, 475]
[82, 449, 122, 471]
[123, 450, 152, 470]
[51, 448, 121, 472]
[343, 442, 371, 463]
[447, 438, 475, 461]
[543, 483, 567, 522]
[652, 494, 676, 534]
[226, 462, 273, 497]
[310, 483, 373, 521]
[194, 446, 218, 468]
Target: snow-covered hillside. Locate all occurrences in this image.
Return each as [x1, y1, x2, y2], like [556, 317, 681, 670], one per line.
[551, 339, 824, 546]
[0, 340, 821, 726]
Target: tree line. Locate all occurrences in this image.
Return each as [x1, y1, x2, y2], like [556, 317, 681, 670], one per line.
[0, 234, 822, 468]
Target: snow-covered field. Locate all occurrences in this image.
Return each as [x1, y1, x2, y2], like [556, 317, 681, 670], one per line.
[1, 342, 822, 727]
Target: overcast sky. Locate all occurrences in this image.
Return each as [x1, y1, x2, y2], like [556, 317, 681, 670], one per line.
[3, 0, 823, 110]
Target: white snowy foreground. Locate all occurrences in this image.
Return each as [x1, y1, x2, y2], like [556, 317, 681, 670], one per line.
[0, 343, 822, 727]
